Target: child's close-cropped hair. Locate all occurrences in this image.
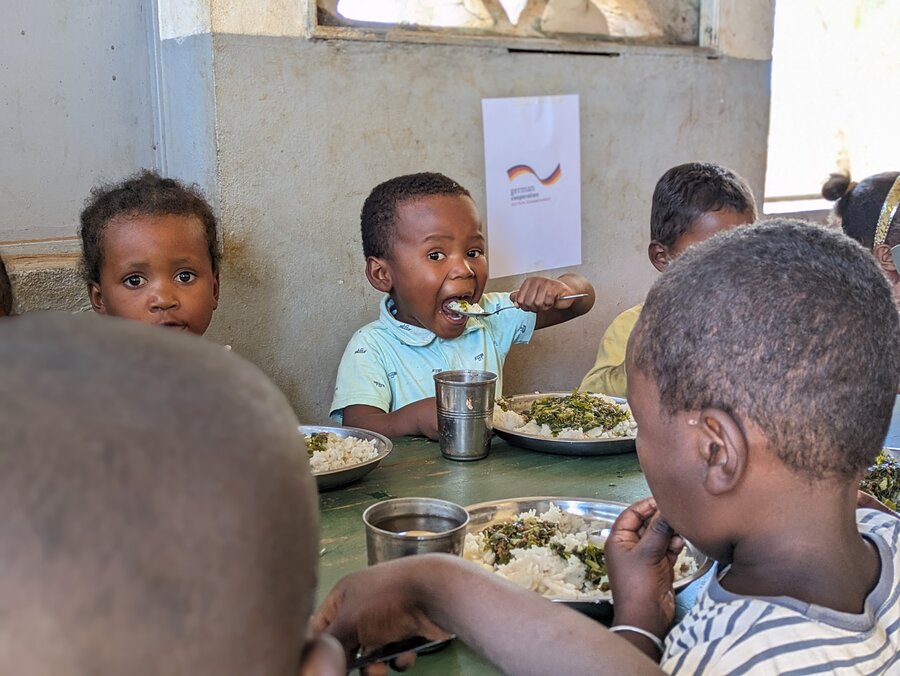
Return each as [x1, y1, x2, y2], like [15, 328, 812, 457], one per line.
[79, 170, 220, 284]
[360, 172, 471, 259]
[631, 219, 900, 480]
[650, 162, 757, 246]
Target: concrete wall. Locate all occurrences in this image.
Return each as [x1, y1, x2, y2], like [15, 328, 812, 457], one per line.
[0, 1, 160, 244]
[201, 35, 770, 422]
[3, 1, 773, 426]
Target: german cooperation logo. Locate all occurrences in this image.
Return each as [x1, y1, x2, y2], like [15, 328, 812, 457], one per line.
[507, 163, 561, 206]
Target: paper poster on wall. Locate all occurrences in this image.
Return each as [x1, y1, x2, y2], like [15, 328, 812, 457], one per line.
[482, 94, 581, 279]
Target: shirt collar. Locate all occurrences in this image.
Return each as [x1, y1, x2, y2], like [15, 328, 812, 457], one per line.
[378, 295, 484, 347]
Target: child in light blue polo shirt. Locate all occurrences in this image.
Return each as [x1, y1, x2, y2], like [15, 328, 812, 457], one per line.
[331, 172, 595, 439]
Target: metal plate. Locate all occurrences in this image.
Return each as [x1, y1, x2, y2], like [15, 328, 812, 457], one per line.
[464, 497, 711, 620]
[494, 392, 636, 456]
[300, 425, 393, 491]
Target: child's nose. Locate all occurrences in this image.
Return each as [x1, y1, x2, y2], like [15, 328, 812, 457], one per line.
[449, 256, 475, 279]
[149, 284, 179, 311]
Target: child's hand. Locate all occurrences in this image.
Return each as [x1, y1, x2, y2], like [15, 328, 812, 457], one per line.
[857, 490, 899, 518]
[606, 498, 684, 643]
[311, 559, 451, 675]
[510, 276, 578, 312]
[509, 273, 595, 330]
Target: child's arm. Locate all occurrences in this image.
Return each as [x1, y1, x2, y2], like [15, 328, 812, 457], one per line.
[342, 400, 438, 440]
[510, 273, 595, 330]
[605, 498, 683, 661]
[312, 554, 664, 676]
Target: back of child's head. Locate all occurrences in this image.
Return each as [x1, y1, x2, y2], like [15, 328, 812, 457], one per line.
[0, 312, 318, 674]
[79, 170, 220, 284]
[361, 172, 471, 259]
[823, 171, 900, 249]
[0, 255, 12, 316]
[631, 219, 900, 481]
[650, 162, 757, 246]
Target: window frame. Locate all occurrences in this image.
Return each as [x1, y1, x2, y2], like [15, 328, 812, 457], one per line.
[307, 0, 722, 57]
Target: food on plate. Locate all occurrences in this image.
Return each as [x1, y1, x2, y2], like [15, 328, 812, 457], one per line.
[306, 432, 380, 473]
[447, 299, 484, 314]
[493, 391, 637, 440]
[860, 452, 899, 510]
[464, 504, 696, 600]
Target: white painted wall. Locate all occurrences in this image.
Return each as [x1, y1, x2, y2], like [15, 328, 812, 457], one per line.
[0, 1, 159, 244]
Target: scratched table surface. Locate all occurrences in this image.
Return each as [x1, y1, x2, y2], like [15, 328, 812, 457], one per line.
[316, 435, 651, 675]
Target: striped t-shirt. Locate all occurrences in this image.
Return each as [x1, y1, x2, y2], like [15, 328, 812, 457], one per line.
[662, 509, 899, 675]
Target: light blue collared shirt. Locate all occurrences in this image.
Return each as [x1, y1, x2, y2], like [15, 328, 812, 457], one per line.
[330, 292, 536, 420]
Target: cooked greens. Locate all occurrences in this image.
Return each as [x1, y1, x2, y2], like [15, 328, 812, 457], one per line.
[306, 432, 330, 456]
[482, 517, 559, 565]
[551, 541, 609, 588]
[860, 453, 899, 510]
[480, 514, 609, 588]
[527, 390, 630, 436]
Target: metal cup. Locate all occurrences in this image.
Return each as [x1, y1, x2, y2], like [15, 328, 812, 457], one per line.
[433, 369, 497, 461]
[363, 497, 470, 565]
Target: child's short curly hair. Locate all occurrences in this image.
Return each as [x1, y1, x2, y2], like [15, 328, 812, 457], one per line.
[631, 219, 900, 480]
[650, 163, 757, 247]
[79, 170, 220, 284]
[0, 256, 12, 316]
[361, 172, 471, 259]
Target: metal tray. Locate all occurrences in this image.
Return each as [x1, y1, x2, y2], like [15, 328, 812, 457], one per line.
[464, 497, 711, 620]
[494, 392, 636, 456]
[300, 425, 393, 491]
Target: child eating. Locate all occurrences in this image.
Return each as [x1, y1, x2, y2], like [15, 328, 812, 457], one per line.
[331, 172, 595, 439]
[581, 162, 756, 396]
[314, 220, 899, 674]
[79, 170, 220, 335]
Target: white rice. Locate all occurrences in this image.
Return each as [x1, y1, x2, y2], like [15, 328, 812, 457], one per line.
[307, 433, 379, 473]
[464, 505, 698, 601]
[492, 394, 638, 440]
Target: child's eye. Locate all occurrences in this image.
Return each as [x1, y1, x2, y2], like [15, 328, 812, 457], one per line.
[467, 250, 483, 258]
[427, 252, 446, 261]
[124, 275, 145, 288]
[176, 271, 197, 283]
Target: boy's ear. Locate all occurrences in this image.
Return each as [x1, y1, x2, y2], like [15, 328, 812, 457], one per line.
[873, 243, 897, 273]
[696, 409, 747, 496]
[648, 241, 672, 272]
[88, 282, 107, 314]
[365, 256, 393, 293]
[212, 272, 220, 307]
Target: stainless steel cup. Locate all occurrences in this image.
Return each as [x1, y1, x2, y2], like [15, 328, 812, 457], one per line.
[433, 369, 497, 461]
[363, 497, 470, 565]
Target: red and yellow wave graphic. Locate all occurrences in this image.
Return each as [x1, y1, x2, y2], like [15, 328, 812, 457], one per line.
[507, 163, 562, 186]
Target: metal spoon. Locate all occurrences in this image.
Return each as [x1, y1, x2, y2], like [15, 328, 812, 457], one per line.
[451, 293, 589, 317]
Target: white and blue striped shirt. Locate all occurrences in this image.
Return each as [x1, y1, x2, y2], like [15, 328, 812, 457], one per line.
[662, 509, 899, 675]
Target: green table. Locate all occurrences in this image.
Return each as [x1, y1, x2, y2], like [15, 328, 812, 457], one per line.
[317, 435, 650, 674]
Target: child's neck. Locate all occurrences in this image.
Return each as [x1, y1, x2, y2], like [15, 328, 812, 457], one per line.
[720, 484, 880, 614]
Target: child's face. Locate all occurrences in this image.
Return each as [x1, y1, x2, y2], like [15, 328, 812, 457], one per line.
[370, 194, 487, 339]
[626, 366, 718, 555]
[650, 208, 754, 272]
[88, 213, 219, 335]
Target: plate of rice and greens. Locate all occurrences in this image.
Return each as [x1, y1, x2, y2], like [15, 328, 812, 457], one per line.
[300, 425, 392, 491]
[493, 391, 637, 456]
[464, 497, 710, 621]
